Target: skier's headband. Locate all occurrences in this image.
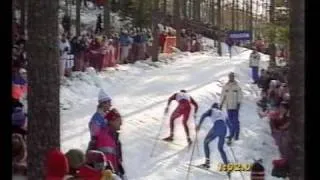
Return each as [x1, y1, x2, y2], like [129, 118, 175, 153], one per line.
[180, 90, 187, 93]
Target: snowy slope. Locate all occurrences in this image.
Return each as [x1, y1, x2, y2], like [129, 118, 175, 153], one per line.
[61, 43, 281, 180]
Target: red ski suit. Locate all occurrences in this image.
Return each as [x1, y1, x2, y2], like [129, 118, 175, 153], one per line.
[168, 92, 198, 137]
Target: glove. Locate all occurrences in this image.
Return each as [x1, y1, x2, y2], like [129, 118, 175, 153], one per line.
[219, 104, 223, 110]
[195, 125, 200, 132]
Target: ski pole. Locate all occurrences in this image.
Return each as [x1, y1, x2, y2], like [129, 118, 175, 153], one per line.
[150, 111, 167, 157]
[193, 115, 200, 156]
[186, 128, 199, 180]
[229, 145, 246, 180]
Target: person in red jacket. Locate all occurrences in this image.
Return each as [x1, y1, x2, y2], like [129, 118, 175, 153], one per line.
[163, 90, 198, 145]
[45, 148, 70, 180]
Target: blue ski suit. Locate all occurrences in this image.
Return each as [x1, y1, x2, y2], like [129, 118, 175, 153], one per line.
[198, 108, 229, 164]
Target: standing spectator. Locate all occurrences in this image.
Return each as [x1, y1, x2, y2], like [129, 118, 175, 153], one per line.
[159, 30, 167, 53]
[102, 108, 126, 178]
[119, 30, 132, 64]
[59, 34, 71, 78]
[249, 49, 261, 84]
[62, 15, 71, 35]
[220, 72, 243, 144]
[87, 89, 112, 151]
[95, 14, 103, 34]
[225, 37, 234, 58]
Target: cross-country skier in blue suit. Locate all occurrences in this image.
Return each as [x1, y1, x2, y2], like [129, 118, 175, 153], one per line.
[196, 103, 229, 169]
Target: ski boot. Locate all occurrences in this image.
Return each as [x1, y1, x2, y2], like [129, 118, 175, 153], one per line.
[163, 135, 173, 142]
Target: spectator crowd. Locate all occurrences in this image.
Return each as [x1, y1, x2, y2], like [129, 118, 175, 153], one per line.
[12, 12, 204, 179]
[250, 49, 290, 179]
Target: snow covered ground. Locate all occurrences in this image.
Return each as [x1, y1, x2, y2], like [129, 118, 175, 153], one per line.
[61, 43, 281, 180]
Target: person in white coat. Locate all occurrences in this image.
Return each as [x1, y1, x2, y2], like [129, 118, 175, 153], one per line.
[59, 34, 71, 78]
[220, 72, 243, 144]
[249, 49, 261, 84]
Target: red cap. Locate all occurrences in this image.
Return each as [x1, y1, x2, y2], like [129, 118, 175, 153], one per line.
[105, 108, 121, 121]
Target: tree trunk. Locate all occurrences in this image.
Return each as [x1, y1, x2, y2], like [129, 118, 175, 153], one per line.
[210, 0, 215, 26]
[249, 0, 253, 42]
[20, 0, 26, 34]
[235, 0, 239, 30]
[192, 0, 196, 20]
[242, 0, 245, 30]
[288, 0, 305, 177]
[221, 0, 224, 29]
[163, 0, 167, 14]
[231, 0, 235, 30]
[174, 0, 181, 49]
[65, 0, 69, 16]
[104, 0, 111, 35]
[269, 0, 276, 67]
[76, 0, 81, 36]
[188, 0, 192, 18]
[182, 0, 187, 19]
[26, 0, 60, 179]
[217, 0, 222, 56]
[152, 0, 160, 62]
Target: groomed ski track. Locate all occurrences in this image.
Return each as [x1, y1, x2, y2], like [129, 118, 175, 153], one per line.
[61, 44, 280, 180]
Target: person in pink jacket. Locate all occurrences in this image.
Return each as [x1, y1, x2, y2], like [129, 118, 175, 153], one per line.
[96, 108, 125, 179]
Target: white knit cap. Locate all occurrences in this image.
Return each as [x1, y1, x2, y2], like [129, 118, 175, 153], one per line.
[98, 89, 111, 104]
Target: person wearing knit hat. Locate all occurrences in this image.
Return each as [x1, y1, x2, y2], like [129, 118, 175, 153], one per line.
[85, 150, 106, 170]
[88, 89, 112, 152]
[45, 148, 70, 180]
[65, 149, 85, 176]
[78, 150, 120, 180]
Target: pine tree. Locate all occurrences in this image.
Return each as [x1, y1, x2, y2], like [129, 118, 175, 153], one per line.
[26, 0, 60, 178]
[152, 0, 160, 62]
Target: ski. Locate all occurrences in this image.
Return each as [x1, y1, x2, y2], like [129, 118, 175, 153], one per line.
[190, 164, 231, 179]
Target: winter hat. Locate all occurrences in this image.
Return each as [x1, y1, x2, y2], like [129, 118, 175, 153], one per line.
[86, 150, 106, 171]
[12, 107, 26, 127]
[86, 150, 106, 164]
[65, 149, 85, 170]
[98, 89, 111, 104]
[45, 148, 69, 178]
[105, 108, 121, 122]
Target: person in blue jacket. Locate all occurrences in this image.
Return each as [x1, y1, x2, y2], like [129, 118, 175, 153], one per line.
[196, 103, 229, 169]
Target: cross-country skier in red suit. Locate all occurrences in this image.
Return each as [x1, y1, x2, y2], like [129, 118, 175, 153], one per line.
[163, 90, 198, 145]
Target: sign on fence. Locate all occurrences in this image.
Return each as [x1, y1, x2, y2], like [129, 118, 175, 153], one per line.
[228, 30, 252, 41]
